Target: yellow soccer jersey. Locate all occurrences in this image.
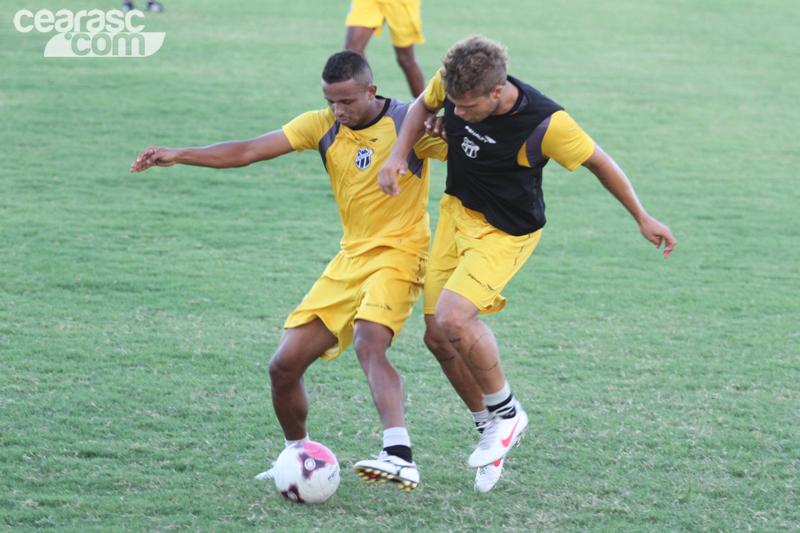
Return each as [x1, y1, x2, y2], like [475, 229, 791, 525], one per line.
[282, 98, 447, 258]
[422, 68, 447, 110]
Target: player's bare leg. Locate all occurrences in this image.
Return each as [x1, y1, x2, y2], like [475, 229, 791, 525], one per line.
[393, 45, 425, 98]
[344, 26, 375, 57]
[352, 319, 419, 491]
[434, 290, 506, 393]
[352, 319, 404, 428]
[435, 289, 529, 468]
[268, 318, 337, 441]
[424, 314, 484, 412]
[425, 313, 505, 491]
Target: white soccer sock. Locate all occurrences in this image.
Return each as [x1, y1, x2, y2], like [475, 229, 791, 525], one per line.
[284, 435, 310, 448]
[471, 409, 491, 426]
[382, 427, 411, 449]
[483, 382, 512, 409]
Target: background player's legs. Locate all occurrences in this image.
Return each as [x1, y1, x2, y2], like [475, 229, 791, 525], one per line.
[423, 314, 485, 412]
[268, 318, 337, 441]
[352, 319, 404, 429]
[122, 1, 164, 11]
[393, 45, 425, 98]
[344, 26, 375, 57]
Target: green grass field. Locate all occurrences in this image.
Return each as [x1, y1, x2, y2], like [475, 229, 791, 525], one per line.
[2, 0, 798, 531]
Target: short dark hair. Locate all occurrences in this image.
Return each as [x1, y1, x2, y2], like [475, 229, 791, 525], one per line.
[322, 50, 373, 87]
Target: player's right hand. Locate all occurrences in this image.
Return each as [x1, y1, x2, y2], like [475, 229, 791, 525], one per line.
[378, 157, 407, 196]
[130, 146, 178, 172]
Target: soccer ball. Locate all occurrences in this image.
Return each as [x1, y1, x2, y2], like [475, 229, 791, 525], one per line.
[272, 440, 340, 504]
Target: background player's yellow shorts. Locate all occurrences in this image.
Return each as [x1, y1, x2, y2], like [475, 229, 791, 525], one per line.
[424, 194, 541, 315]
[345, 0, 424, 48]
[285, 247, 426, 361]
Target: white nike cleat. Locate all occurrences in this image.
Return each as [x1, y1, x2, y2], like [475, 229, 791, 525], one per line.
[474, 457, 504, 493]
[354, 451, 420, 492]
[254, 462, 276, 481]
[468, 402, 528, 468]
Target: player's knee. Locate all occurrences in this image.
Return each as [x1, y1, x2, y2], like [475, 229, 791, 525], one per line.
[345, 41, 365, 55]
[394, 47, 416, 68]
[434, 307, 468, 338]
[353, 334, 388, 364]
[268, 351, 302, 386]
[353, 321, 392, 361]
[423, 326, 449, 356]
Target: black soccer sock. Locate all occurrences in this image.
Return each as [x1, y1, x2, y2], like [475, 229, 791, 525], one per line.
[383, 445, 413, 463]
[487, 393, 517, 419]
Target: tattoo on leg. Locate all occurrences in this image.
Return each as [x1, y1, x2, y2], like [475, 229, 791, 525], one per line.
[467, 333, 497, 371]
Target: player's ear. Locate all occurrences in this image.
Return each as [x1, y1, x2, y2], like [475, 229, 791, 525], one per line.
[367, 84, 377, 98]
[490, 83, 503, 100]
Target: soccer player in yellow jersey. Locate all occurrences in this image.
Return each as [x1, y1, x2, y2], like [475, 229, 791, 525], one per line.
[131, 51, 446, 491]
[379, 36, 677, 492]
[345, 0, 426, 97]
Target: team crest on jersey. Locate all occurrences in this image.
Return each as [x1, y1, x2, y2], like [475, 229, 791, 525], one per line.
[461, 137, 480, 159]
[354, 148, 374, 170]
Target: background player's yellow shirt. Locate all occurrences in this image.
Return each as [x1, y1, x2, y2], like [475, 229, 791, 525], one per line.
[282, 98, 446, 258]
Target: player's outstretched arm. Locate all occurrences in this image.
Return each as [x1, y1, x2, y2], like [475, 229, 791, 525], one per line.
[378, 94, 439, 196]
[582, 144, 677, 258]
[130, 130, 294, 173]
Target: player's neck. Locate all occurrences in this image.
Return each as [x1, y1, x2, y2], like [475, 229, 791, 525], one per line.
[359, 97, 385, 127]
[493, 83, 518, 116]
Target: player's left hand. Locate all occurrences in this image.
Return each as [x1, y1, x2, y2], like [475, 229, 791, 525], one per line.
[424, 115, 447, 140]
[639, 216, 676, 258]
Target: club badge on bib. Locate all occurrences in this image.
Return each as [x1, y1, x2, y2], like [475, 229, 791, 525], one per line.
[461, 137, 479, 159]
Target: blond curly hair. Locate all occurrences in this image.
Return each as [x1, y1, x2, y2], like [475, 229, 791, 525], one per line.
[441, 35, 508, 99]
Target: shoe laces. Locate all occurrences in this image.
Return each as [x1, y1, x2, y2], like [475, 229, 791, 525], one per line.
[476, 418, 500, 450]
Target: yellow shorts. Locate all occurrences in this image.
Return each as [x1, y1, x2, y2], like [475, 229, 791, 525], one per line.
[345, 0, 424, 48]
[285, 247, 426, 361]
[424, 194, 541, 315]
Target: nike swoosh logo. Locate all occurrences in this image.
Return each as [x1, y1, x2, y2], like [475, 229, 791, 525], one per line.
[500, 419, 520, 448]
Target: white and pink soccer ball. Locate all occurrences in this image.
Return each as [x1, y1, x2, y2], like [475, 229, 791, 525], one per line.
[272, 441, 340, 504]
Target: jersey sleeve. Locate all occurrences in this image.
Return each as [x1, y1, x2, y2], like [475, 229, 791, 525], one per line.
[423, 68, 447, 110]
[541, 110, 596, 171]
[412, 134, 448, 162]
[281, 109, 333, 152]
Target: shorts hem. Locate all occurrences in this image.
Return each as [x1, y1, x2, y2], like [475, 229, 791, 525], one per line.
[284, 313, 348, 362]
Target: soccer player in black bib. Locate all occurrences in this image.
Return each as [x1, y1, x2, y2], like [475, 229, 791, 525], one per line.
[379, 35, 676, 492]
